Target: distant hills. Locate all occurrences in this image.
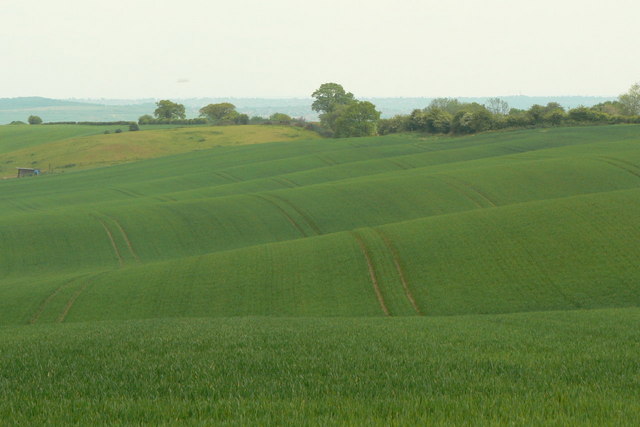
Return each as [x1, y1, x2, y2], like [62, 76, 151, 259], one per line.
[0, 95, 616, 124]
[0, 97, 101, 110]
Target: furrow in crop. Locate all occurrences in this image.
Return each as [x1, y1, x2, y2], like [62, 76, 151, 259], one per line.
[214, 171, 240, 183]
[111, 188, 141, 199]
[442, 175, 498, 207]
[111, 218, 141, 263]
[252, 195, 308, 238]
[267, 194, 323, 235]
[220, 171, 242, 182]
[438, 176, 487, 209]
[28, 278, 77, 324]
[315, 155, 336, 167]
[278, 177, 299, 187]
[96, 218, 124, 267]
[604, 157, 640, 173]
[374, 228, 422, 315]
[597, 157, 640, 179]
[57, 281, 91, 323]
[352, 231, 390, 316]
[271, 177, 295, 189]
[387, 159, 410, 170]
[322, 154, 338, 165]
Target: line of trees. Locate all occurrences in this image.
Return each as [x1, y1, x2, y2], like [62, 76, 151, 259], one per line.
[19, 82, 640, 138]
[43, 121, 137, 126]
[138, 86, 383, 138]
[138, 100, 248, 125]
[138, 100, 320, 129]
[138, 100, 208, 125]
[378, 83, 640, 136]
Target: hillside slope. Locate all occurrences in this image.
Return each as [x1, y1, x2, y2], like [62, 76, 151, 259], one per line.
[1, 125, 639, 324]
[0, 124, 318, 177]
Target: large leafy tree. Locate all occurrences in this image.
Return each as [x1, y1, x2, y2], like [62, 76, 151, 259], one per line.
[311, 83, 355, 114]
[333, 101, 381, 138]
[154, 100, 186, 120]
[269, 113, 292, 124]
[618, 82, 640, 115]
[199, 103, 238, 122]
[450, 104, 493, 134]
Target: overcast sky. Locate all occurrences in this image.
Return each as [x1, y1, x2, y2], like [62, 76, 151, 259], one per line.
[1, 0, 638, 99]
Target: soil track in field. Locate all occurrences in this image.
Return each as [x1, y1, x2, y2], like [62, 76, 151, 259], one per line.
[352, 231, 390, 316]
[253, 195, 308, 237]
[374, 228, 422, 315]
[597, 156, 640, 179]
[268, 194, 322, 235]
[442, 175, 498, 207]
[97, 218, 124, 267]
[112, 219, 141, 263]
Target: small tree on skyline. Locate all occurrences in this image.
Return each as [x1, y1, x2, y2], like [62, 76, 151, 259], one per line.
[28, 115, 43, 125]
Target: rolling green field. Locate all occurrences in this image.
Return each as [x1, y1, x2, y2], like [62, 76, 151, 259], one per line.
[1, 124, 639, 424]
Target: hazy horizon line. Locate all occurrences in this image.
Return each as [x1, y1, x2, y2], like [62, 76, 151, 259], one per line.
[3, 94, 619, 102]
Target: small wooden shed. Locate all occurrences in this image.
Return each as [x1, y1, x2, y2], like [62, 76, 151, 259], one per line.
[16, 168, 40, 178]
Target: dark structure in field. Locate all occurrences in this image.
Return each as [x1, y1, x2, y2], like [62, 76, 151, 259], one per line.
[16, 168, 40, 178]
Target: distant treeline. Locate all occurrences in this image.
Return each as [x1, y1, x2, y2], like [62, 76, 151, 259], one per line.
[138, 117, 208, 125]
[379, 83, 640, 136]
[137, 101, 325, 132]
[18, 83, 638, 139]
[378, 99, 640, 136]
[43, 121, 137, 126]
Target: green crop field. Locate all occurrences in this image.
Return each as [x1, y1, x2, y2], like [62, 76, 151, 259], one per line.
[1, 124, 639, 424]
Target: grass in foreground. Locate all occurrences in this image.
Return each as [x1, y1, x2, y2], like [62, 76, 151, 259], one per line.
[0, 308, 638, 425]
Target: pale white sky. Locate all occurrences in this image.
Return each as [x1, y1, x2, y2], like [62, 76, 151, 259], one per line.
[1, 0, 638, 99]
